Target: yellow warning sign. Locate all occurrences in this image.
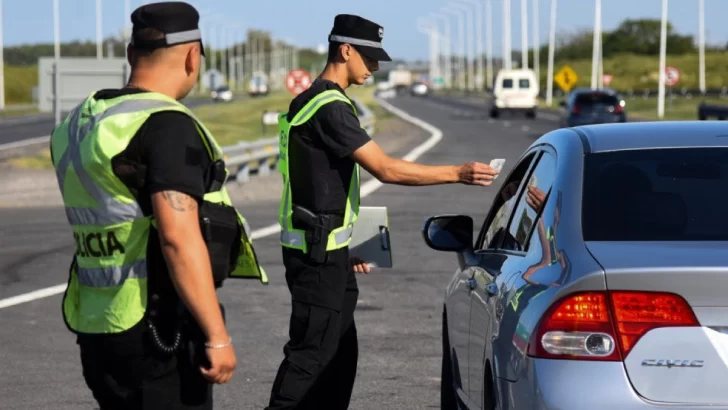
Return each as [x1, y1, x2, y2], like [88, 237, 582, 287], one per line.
[554, 65, 578, 92]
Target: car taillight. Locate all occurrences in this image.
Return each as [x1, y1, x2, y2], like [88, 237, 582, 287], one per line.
[572, 105, 580, 115]
[527, 291, 699, 361]
[614, 105, 623, 114]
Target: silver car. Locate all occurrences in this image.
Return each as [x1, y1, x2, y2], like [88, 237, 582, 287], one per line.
[423, 121, 728, 410]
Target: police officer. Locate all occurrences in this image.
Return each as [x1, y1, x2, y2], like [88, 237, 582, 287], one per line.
[266, 14, 499, 410]
[49, 2, 267, 409]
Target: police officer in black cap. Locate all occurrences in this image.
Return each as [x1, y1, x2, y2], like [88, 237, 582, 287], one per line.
[266, 14, 499, 410]
[60, 2, 255, 409]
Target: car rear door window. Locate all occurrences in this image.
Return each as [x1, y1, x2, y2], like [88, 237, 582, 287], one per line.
[502, 79, 514, 89]
[477, 152, 537, 250]
[519, 79, 530, 89]
[505, 152, 557, 251]
[583, 147, 728, 241]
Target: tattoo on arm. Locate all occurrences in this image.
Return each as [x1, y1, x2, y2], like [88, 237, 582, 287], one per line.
[161, 191, 198, 212]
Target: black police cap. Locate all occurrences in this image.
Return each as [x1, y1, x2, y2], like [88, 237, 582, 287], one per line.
[329, 14, 392, 62]
[130, 1, 205, 55]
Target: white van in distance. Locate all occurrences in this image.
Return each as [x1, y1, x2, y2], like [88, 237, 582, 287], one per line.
[489, 68, 539, 119]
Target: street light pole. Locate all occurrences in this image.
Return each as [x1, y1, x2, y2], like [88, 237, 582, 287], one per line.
[0, 0, 5, 110]
[657, 0, 668, 119]
[698, 0, 705, 94]
[96, 0, 103, 59]
[485, 0, 493, 89]
[430, 12, 453, 88]
[521, 0, 528, 69]
[442, 7, 467, 90]
[459, 0, 483, 89]
[546, 0, 557, 106]
[449, 3, 474, 90]
[591, 0, 601, 89]
[503, 0, 512, 69]
[533, 0, 539, 84]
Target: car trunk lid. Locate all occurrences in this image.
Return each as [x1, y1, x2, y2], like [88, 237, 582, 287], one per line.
[586, 241, 728, 406]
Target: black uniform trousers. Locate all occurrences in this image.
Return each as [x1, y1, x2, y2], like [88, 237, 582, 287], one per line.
[76, 312, 213, 410]
[266, 246, 360, 410]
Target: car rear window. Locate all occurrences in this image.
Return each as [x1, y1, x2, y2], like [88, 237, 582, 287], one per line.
[519, 79, 530, 88]
[582, 148, 728, 241]
[575, 92, 619, 106]
[502, 79, 513, 88]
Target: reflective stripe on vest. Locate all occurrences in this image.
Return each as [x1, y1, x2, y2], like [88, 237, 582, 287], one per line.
[52, 91, 267, 335]
[277, 89, 362, 253]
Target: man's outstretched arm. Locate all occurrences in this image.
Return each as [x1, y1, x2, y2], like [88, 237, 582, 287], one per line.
[350, 140, 499, 186]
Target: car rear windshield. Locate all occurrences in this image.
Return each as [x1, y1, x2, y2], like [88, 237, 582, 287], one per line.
[575, 93, 619, 106]
[582, 148, 728, 241]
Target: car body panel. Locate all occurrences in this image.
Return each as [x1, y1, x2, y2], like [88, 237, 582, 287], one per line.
[434, 122, 728, 409]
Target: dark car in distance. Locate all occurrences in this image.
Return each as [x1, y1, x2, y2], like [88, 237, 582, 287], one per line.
[560, 88, 627, 127]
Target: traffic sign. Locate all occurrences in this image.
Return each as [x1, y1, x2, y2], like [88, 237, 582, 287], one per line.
[285, 69, 313, 95]
[665, 66, 680, 87]
[602, 74, 613, 87]
[554, 65, 578, 92]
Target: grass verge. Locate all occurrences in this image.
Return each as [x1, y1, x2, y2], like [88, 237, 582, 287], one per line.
[7, 85, 380, 169]
[541, 95, 728, 121]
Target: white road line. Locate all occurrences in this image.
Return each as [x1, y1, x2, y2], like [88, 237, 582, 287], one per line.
[0, 135, 50, 151]
[0, 96, 444, 310]
[0, 284, 68, 309]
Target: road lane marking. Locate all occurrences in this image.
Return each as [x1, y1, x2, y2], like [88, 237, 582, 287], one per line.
[0, 135, 51, 151]
[0, 96, 444, 310]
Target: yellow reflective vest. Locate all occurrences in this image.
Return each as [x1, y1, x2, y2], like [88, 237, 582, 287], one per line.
[277, 89, 361, 253]
[51, 90, 268, 335]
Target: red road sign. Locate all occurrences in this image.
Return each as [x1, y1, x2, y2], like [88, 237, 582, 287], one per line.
[665, 66, 680, 87]
[285, 69, 313, 95]
[602, 74, 613, 87]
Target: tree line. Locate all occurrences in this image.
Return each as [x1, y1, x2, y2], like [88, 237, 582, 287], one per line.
[4, 18, 724, 68]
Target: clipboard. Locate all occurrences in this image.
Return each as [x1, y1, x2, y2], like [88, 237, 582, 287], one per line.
[349, 206, 393, 268]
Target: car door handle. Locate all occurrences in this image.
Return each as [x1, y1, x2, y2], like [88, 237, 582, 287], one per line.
[485, 282, 498, 296]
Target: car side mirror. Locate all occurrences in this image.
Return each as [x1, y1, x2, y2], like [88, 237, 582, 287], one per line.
[422, 215, 474, 253]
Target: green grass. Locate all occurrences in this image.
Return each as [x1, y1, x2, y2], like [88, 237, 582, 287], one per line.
[4, 65, 38, 105]
[541, 95, 728, 121]
[547, 52, 728, 92]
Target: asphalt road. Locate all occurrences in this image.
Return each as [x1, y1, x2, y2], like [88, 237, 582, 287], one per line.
[0, 97, 216, 147]
[0, 93, 561, 409]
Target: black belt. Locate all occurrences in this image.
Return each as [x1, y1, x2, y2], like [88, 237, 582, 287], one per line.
[291, 205, 345, 264]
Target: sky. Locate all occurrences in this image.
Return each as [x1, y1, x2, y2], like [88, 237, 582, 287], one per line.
[2, 0, 727, 61]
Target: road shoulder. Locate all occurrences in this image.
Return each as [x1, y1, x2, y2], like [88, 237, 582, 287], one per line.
[0, 106, 428, 208]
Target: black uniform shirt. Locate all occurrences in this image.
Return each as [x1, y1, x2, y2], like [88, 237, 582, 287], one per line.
[94, 87, 211, 213]
[287, 79, 372, 215]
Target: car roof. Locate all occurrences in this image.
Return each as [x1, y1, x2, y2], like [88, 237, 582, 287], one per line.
[571, 121, 728, 153]
[570, 87, 620, 96]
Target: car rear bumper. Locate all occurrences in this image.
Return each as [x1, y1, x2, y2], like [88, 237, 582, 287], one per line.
[495, 358, 728, 409]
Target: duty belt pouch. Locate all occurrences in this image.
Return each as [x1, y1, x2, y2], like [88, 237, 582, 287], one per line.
[199, 201, 241, 284]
